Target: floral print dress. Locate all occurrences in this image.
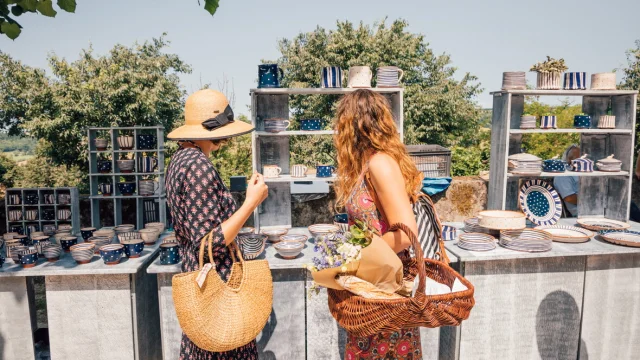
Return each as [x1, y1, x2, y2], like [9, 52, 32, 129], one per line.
[343, 164, 422, 360]
[166, 146, 258, 360]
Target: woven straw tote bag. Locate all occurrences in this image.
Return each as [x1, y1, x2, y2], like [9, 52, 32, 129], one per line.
[328, 222, 475, 337]
[172, 231, 273, 352]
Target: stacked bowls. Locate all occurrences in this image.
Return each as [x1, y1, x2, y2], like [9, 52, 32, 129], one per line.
[70, 243, 96, 264]
[139, 228, 160, 245]
[99, 244, 124, 265]
[237, 234, 267, 260]
[457, 233, 496, 251]
[499, 229, 552, 252]
[502, 71, 526, 90]
[115, 224, 135, 234]
[463, 217, 500, 236]
[94, 228, 116, 241]
[520, 115, 536, 129]
[508, 153, 542, 176]
[279, 234, 308, 244]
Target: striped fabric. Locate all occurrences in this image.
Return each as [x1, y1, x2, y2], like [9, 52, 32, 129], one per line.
[563, 72, 587, 90]
[321, 66, 343, 88]
[412, 195, 443, 260]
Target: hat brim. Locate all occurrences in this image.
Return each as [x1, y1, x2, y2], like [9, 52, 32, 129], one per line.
[167, 121, 254, 140]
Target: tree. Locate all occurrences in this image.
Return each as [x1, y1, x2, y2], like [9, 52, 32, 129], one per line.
[0, 0, 76, 40]
[0, 152, 18, 188]
[0, 35, 191, 173]
[619, 39, 640, 153]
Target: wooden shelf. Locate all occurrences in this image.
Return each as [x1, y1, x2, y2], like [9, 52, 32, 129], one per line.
[263, 175, 337, 183]
[250, 87, 403, 95]
[510, 129, 633, 134]
[507, 171, 629, 178]
[89, 194, 166, 199]
[256, 130, 335, 136]
[491, 89, 638, 96]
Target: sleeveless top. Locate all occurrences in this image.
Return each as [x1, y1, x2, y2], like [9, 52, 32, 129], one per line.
[345, 162, 389, 234]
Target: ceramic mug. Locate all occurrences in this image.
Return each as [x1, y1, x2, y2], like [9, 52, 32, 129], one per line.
[25, 210, 38, 221]
[264, 119, 291, 133]
[97, 160, 112, 173]
[376, 66, 404, 88]
[99, 183, 113, 196]
[441, 225, 457, 241]
[44, 194, 55, 204]
[81, 227, 96, 241]
[299, 119, 324, 131]
[321, 66, 343, 88]
[117, 135, 134, 150]
[8, 194, 21, 205]
[139, 180, 159, 196]
[258, 64, 284, 88]
[9, 225, 24, 235]
[8, 210, 22, 221]
[58, 193, 71, 205]
[263, 165, 282, 178]
[24, 193, 38, 205]
[574, 114, 591, 129]
[42, 224, 56, 236]
[42, 209, 55, 221]
[138, 156, 158, 173]
[347, 66, 373, 88]
[118, 182, 136, 196]
[57, 209, 71, 220]
[316, 165, 336, 178]
[290, 164, 308, 178]
[160, 243, 180, 265]
[136, 134, 157, 150]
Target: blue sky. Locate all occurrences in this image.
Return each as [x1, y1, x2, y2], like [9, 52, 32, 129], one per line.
[2, 0, 639, 116]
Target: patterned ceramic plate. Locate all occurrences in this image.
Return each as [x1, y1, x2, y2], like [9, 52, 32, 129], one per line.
[576, 218, 631, 231]
[600, 230, 640, 248]
[534, 225, 593, 243]
[519, 179, 562, 226]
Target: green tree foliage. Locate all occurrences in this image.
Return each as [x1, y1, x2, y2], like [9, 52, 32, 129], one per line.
[619, 40, 640, 153]
[0, 133, 36, 153]
[272, 19, 482, 165]
[0, 0, 76, 40]
[521, 99, 581, 159]
[9, 156, 83, 188]
[451, 129, 490, 176]
[0, 152, 18, 188]
[0, 36, 191, 174]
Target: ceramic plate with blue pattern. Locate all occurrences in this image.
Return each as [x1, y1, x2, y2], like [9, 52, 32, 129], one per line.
[519, 179, 562, 226]
[599, 230, 640, 247]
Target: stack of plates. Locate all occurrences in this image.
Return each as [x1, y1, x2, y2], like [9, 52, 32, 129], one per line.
[463, 217, 500, 236]
[499, 229, 552, 252]
[520, 115, 536, 129]
[457, 233, 496, 251]
[502, 72, 526, 90]
[508, 153, 542, 175]
[534, 225, 593, 243]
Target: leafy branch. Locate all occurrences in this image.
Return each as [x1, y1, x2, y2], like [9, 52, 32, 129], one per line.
[0, 0, 76, 40]
[530, 56, 568, 73]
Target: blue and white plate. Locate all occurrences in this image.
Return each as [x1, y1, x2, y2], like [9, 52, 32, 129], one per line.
[519, 179, 562, 226]
[599, 230, 640, 248]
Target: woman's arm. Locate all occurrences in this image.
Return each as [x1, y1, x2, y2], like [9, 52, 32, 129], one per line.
[220, 173, 268, 245]
[368, 153, 417, 252]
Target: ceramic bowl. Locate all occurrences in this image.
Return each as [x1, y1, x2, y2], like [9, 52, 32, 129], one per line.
[308, 224, 340, 238]
[274, 241, 304, 259]
[117, 182, 136, 196]
[279, 234, 308, 244]
[99, 244, 124, 265]
[42, 244, 62, 262]
[59, 236, 78, 252]
[58, 224, 72, 232]
[14, 235, 30, 246]
[261, 228, 288, 242]
[88, 236, 112, 253]
[442, 225, 457, 241]
[574, 114, 591, 129]
[3, 232, 19, 241]
[30, 231, 45, 238]
[42, 224, 56, 236]
[144, 222, 166, 234]
[115, 224, 135, 234]
[70, 243, 95, 264]
[80, 227, 96, 240]
[237, 234, 267, 260]
[117, 135, 134, 150]
[117, 159, 135, 173]
[299, 118, 325, 131]
[10, 245, 29, 262]
[239, 227, 255, 236]
[137, 134, 157, 150]
[94, 228, 116, 240]
[94, 138, 108, 151]
[117, 231, 141, 243]
[139, 228, 159, 245]
[42, 209, 56, 221]
[19, 249, 38, 268]
[160, 243, 180, 265]
[97, 160, 112, 174]
[121, 239, 145, 258]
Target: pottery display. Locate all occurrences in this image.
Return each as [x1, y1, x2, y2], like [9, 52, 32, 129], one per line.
[598, 115, 616, 129]
[117, 182, 136, 196]
[43, 194, 55, 204]
[160, 243, 180, 265]
[139, 180, 159, 196]
[570, 154, 594, 172]
[308, 224, 340, 238]
[477, 210, 527, 230]
[97, 160, 112, 173]
[42, 224, 56, 236]
[24, 193, 38, 205]
[99, 244, 124, 265]
[7, 194, 21, 205]
[258, 64, 284, 88]
[507, 153, 542, 175]
[42, 209, 55, 221]
[99, 183, 113, 196]
[117, 135, 134, 150]
[316, 165, 335, 178]
[70, 243, 95, 264]
[57, 208, 72, 220]
[19, 249, 38, 268]
[144, 222, 165, 234]
[263, 165, 282, 178]
[60, 236, 78, 252]
[94, 138, 109, 151]
[88, 236, 112, 252]
[8, 210, 22, 221]
[501, 71, 526, 90]
[574, 114, 591, 128]
[261, 228, 288, 242]
[264, 118, 291, 133]
[31, 236, 50, 255]
[536, 72, 561, 90]
[137, 134, 157, 150]
[596, 154, 622, 172]
[520, 115, 536, 129]
[274, 241, 304, 259]
[138, 156, 158, 173]
[122, 239, 145, 258]
[590, 73, 616, 90]
[321, 66, 343, 88]
[139, 228, 159, 245]
[542, 156, 566, 173]
[42, 244, 62, 262]
[563, 72, 587, 90]
[117, 231, 141, 243]
[540, 115, 557, 129]
[290, 164, 308, 178]
[347, 66, 373, 88]
[376, 66, 404, 88]
[237, 234, 267, 260]
[442, 225, 457, 241]
[299, 118, 324, 131]
[117, 159, 135, 173]
[24, 209, 38, 221]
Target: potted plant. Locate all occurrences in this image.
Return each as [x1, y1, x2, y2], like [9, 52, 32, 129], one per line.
[530, 56, 568, 90]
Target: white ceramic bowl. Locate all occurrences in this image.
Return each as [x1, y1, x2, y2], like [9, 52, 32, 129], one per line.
[144, 222, 165, 234]
[139, 228, 160, 244]
[261, 228, 288, 242]
[70, 243, 95, 264]
[308, 224, 340, 238]
[274, 241, 304, 259]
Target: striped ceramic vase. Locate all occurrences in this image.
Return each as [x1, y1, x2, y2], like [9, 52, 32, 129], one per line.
[321, 67, 343, 88]
[563, 72, 587, 90]
[540, 116, 557, 129]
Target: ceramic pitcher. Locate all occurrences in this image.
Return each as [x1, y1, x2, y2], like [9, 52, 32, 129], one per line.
[347, 66, 373, 88]
[263, 165, 282, 178]
[290, 164, 308, 178]
[258, 64, 284, 88]
[376, 66, 404, 87]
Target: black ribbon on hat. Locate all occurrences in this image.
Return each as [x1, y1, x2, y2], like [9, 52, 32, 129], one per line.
[202, 104, 235, 131]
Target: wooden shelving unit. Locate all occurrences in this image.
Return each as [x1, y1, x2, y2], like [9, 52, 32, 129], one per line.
[4, 187, 80, 235]
[250, 87, 404, 229]
[87, 126, 166, 229]
[487, 89, 638, 221]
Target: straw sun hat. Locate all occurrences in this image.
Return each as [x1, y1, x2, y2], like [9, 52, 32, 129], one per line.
[167, 89, 254, 140]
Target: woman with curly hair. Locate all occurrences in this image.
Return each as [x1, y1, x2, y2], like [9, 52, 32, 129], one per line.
[333, 89, 424, 359]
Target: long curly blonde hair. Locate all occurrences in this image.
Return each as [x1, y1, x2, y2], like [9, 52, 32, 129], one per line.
[334, 89, 422, 209]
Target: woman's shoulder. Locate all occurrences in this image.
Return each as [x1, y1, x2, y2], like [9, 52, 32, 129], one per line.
[368, 152, 400, 173]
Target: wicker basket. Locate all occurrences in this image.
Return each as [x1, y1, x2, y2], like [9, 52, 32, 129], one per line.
[406, 144, 451, 178]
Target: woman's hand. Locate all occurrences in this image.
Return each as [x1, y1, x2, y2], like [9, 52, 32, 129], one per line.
[246, 172, 268, 208]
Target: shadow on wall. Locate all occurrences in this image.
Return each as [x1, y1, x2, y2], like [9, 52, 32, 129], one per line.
[536, 290, 588, 360]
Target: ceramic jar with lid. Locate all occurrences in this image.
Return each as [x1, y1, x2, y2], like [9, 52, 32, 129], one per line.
[596, 154, 622, 172]
[574, 114, 591, 129]
[542, 156, 566, 173]
[570, 154, 594, 172]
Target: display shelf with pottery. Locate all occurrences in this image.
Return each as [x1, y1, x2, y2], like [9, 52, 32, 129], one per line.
[4, 187, 81, 236]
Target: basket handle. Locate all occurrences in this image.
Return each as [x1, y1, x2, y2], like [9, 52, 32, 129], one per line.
[197, 231, 215, 270]
[389, 223, 427, 294]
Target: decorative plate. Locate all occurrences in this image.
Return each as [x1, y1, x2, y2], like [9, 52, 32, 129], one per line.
[534, 225, 594, 243]
[599, 230, 640, 248]
[519, 179, 562, 226]
[576, 218, 631, 231]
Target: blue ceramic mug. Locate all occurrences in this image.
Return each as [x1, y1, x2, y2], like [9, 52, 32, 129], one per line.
[118, 182, 136, 196]
[316, 165, 336, 178]
[321, 66, 343, 88]
[258, 64, 284, 88]
[136, 134, 157, 150]
[138, 156, 158, 173]
[97, 160, 112, 174]
[299, 119, 325, 131]
[19, 250, 38, 268]
[99, 183, 113, 196]
[25, 193, 38, 205]
[42, 209, 55, 221]
[122, 239, 145, 258]
[334, 213, 348, 223]
[81, 227, 96, 241]
[60, 238, 78, 252]
[160, 243, 180, 265]
[574, 114, 591, 129]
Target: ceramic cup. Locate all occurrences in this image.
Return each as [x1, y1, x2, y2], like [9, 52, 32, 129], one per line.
[42, 209, 55, 221]
[42, 224, 56, 236]
[316, 165, 336, 178]
[290, 164, 308, 178]
[9, 225, 24, 235]
[264, 119, 291, 133]
[136, 134, 157, 150]
[118, 182, 136, 196]
[99, 244, 124, 265]
[376, 66, 404, 88]
[442, 225, 457, 241]
[263, 165, 282, 178]
[299, 118, 324, 131]
[347, 66, 373, 88]
[258, 64, 284, 88]
[321, 66, 343, 88]
[94, 138, 108, 151]
[97, 160, 112, 173]
[24, 193, 38, 205]
[8, 210, 22, 221]
[31, 236, 50, 255]
[121, 239, 145, 258]
[138, 156, 158, 173]
[139, 180, 159, 196]
[57, 209, 71, 221]
[564, 72, 587, 90]
[333, 213, 349, 232]
[117, 159, 135, 173]
[25, 209, 38, 221]
[8, 194, 21, 205]
[117, 135, 134, 150]
[574, 114, 591, 129]
[14, 235, 29, 246]
[99, 183, 113, 196]
[59, 236, 78, 252]
[160, 243, 180, 265]
[58, 193, 71, 205]
[19, 249, 38, 268]
[80, 227, 96, 240]
[43, 194, 55, 204]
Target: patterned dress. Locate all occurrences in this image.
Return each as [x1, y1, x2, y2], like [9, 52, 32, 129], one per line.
[166, 146, 258, 360]
[343, 165, 422, 360]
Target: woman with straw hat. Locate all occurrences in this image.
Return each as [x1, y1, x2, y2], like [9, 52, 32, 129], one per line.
[166, 89, 268, 359]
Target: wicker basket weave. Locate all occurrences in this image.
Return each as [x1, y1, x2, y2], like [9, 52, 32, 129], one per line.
[172, 232, 273, 352]
[328, 223, 475, 337]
